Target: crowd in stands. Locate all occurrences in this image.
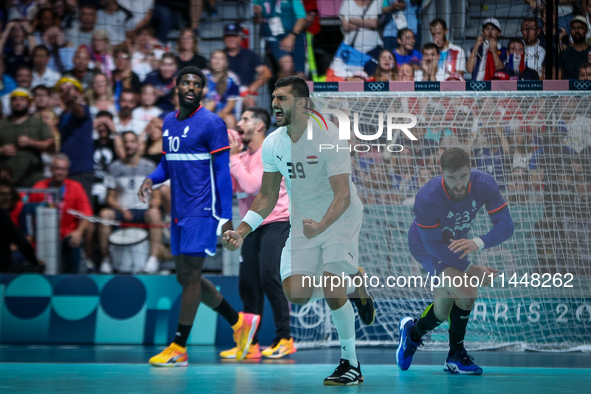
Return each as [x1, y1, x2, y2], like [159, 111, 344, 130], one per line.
[0, 0, 590, 274]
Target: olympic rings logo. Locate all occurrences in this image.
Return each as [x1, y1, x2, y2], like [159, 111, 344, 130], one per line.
[469, 82, 487, 91]
[366, 82, 386, 91]
[573, 81, 591, 90]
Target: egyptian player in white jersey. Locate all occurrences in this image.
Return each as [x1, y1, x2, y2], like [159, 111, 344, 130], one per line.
[223, 76, 375, 386]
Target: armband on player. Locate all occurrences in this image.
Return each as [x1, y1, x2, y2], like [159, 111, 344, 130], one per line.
[242, 210, 264, 231]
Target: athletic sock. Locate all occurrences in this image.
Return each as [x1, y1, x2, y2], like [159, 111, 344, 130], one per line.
[173, 324, 192, 348]
[213, 298, 239, 327]
[448, 302, 471, 355]
[410, 303, 443, 343]
[331, 301, 358, 366]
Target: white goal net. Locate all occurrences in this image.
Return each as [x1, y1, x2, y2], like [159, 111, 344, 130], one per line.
[291, 91, 591, 351]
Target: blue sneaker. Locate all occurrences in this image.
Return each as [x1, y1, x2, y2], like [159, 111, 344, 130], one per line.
[444, 349, 483, 375]
[396, 317, 421, 371]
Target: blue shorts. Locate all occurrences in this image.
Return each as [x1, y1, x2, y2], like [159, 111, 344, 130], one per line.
[170, 216, 219, 257]
[408, 224, 450, 277]
[114, 209, 146, 223]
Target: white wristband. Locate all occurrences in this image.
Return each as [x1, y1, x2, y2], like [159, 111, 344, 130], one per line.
[242, 210, 264, 231]
[472, 237, 485, 251]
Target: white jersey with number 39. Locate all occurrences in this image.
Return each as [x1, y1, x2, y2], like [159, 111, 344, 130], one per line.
[261, 119, 363, 225]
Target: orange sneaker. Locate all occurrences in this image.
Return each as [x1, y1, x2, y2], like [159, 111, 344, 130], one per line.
[261, 338, 297, 359]
[232, 312, 261, 361]
[149, 342, 188, 367]
[219, 343, 261, 359]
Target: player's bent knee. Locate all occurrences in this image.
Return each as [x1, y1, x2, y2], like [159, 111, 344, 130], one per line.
[282, 276, 312, 305]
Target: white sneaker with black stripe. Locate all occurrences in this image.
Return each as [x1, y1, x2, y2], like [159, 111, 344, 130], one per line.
[323, 359, 364, 386]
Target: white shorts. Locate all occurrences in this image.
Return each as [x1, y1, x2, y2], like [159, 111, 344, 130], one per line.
[279, 212, 362, 281]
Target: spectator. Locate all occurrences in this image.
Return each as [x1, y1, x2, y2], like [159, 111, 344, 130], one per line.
[117, 0, 154, 32]
[42, 25, 76, 74]
[31, 154, 92, 273]
[39, 108, 60, 177]
[144, 53, 177, 103]
[254, 0, 307, 79]
[501, 39, 540, 80]
[31, 45, 60, 89]
[382, 0, 421, 52]
[89, 30, 115, 78]
[203, 50, 240, 129]
[131, 27, 166, 82]
[397, 62, 415, 80]
[415, 43, 444, 81]
[15, 65, 33, 90]
[176, 28, 206, 70]
[112, 44, 141, 102]
[65, 4, 97, 49]
[7, 0, 39, 21]
[338, 0, 383, 57]
[578, 62, 591, 79]
[371, 49, 398, 81]
[467, 18, 507, 81]
[132, 84, 162, 123]
[31, 8, 57, 45]
[394, 28, 422, 66]
[99, 131, 162, 274]
[224, 23, 272, 111]
[86, 73, 117, 119]
[472, 126, 510, 190]
[56, 77, 94, 200]
[429, 18, 466, 78]
[0, 56, 18, 98]
[521, 17, 545, 77]
[303, 0, 321, 36]
[559, 16, 590, 80]
[0, 88, 54, 187]
[32, 84, 52, 115]
[0, 20, 36, 78]
[114, 89, 146, 136]
[51, 0, 77, 31]
[142, 117, 164, 165]
[63, 46, 97, 90]
[96, 0, 132, 46]
[0, 178, 44, 273]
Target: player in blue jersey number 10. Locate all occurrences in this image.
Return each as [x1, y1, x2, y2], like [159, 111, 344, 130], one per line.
[398, 148, 514, 375]
[138, 67, 260, 366]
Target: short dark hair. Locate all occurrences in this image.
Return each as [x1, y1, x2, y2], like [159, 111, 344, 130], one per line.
[430, 18, 447, 30]
[119, 89, 136, 101]
[441, 148, 470, 173]
[121, 131, 138, 141]
[422, 43, 440, 55]
[161, 52, 177, 63]
[274, 76, 309, 98]
[521, 17, 538, 29]
[16, 65, 32, 74]
[508, 38, 524, 48]
[96, 110, 114, 119]
[32, 85, 51, 95]
[113, 44, 130, 57]
[397, 28, 413, 40]
[176, 66, 205, 87]
[244, 107, 271, 131]
[33, 45, 50, 57]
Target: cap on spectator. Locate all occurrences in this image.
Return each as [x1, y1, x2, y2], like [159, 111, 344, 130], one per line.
[224, 23, 241, 36]
[10, 88, 33, 101]
[483, 18, 502, 32]
[55, 77, 84, 93]
[570, 15, 588, 27]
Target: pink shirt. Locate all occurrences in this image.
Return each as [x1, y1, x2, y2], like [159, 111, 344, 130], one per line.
[230, 147, 290, 225]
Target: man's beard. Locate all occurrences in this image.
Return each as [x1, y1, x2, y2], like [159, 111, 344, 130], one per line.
[573, 33, 585, 44]
[178, 90, 202, 110]
[12, 107, 29, 117]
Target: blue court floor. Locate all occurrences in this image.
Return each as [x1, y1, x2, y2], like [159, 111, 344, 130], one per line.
[1, 346, 590, 394]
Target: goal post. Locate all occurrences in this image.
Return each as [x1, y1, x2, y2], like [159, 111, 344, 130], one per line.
[290, 85, 591, 351]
